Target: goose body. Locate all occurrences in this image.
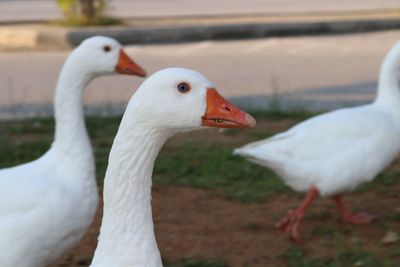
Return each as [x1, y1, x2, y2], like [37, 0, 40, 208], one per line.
[0, 36, 146, 267]
[90, 68, 256, 267]
[237, 104, 400, 196]
[234, 41, 400, 241]
[0, 149, 97, 267]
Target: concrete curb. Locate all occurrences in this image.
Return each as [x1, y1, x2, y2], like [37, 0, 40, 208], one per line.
[0, 26, 69, 50]
[67, 18, 400, 46]
[2, 17, 400, 50]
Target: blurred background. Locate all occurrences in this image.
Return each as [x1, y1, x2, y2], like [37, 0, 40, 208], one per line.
[1, 1, 400, 267]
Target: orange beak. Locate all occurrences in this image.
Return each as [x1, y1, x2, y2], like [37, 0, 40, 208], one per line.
[115, 49, 147, 77]
[202, 88, 257, 129]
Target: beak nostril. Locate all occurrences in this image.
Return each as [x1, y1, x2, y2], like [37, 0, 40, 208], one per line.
[224, 106, 232, 112]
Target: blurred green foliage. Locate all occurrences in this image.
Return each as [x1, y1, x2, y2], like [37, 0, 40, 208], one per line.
[56, 0, 121, 26]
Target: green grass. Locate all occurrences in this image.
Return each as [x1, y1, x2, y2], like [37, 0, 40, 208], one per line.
[0, 118, 53, 166]
[359, 168, 400, 193]
[0, 116, 122, 179]
[154, 144, 287, 202]
[249, 108, 318, 121]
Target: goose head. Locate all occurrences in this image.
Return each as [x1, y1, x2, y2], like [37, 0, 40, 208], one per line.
[129, 68, 256, 132]
[68, 36, 146, 77]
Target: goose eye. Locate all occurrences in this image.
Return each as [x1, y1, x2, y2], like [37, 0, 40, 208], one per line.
[177, 82, 191, 93]
[103, 45, 111, 52]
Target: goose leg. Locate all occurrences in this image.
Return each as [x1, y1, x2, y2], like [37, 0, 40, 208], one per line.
[276, 186, 319, 242]
[332, 196, 376, 225]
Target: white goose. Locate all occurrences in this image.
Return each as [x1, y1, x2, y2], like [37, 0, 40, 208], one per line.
[0, 36, 146, 267]
[89, 68, 256, 267]
[234, 41, 400, 242]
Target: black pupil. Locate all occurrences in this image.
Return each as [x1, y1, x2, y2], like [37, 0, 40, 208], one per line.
[179, 84, 187, 91]
[104, 46, 111, 52]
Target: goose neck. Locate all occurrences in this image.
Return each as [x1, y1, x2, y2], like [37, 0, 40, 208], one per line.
[91, 120, 170, 267]
[53, 60, 94, 154]
[376, 43, 400, 106]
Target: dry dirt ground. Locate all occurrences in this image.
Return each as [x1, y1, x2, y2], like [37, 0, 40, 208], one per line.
[50, 184, 400, 267]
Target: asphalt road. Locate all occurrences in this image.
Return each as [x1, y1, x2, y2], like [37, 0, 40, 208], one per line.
[0, 29, 399, 118]
[1, 0, 400, 23]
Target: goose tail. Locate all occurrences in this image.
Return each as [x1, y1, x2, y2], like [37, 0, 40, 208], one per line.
[234, 145, 287, 171]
